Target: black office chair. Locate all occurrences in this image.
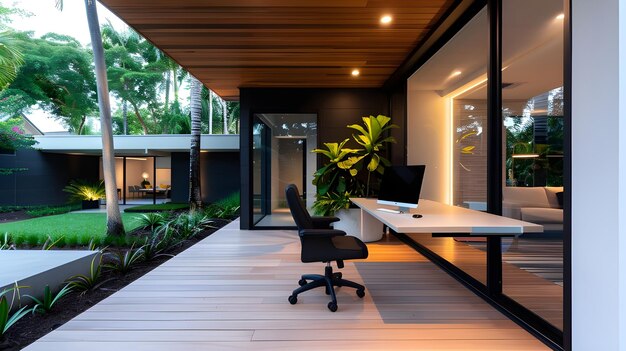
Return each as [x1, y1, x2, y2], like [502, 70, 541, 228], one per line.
[285, 184, 368, 312]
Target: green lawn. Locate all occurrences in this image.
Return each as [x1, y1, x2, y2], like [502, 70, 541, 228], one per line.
[0, 212, 145, 247]
[124, 203, 189, 213]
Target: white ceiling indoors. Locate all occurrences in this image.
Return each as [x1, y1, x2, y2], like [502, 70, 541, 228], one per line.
[408, 0, 564, 100]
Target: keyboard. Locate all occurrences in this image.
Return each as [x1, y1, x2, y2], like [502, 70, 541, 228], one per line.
[376, 208, 402, 214]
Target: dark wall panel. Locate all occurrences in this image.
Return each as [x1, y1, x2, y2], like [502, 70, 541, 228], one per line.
[239, 88, 393, 229]
[0, 150, 99, 206]
[171, 151, 240, 204]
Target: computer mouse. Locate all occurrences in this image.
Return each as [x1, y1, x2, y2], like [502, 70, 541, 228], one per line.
[412, 214, 423, 219]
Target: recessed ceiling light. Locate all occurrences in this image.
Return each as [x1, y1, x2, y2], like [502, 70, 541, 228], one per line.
[351, 69, 360, 76]
[556, 13, 565, 20]
[380, 15, 392, 24]
[451, 70, 462, 77]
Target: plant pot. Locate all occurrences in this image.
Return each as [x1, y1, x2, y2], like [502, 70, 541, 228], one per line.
[81, 199, 100, 210]
[333, 207, 384, 242]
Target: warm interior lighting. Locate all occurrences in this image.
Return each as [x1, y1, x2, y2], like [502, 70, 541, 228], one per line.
[512, 154, 540, 158]
[141, 172, 149, 179]
[380, 15, 392, 24]
[126, 157, 147, 161]
[556, 13, 565, 20]
[450, 70, 462, 77]
[447, 77, 488, 205]
[351, 69, 360, 76]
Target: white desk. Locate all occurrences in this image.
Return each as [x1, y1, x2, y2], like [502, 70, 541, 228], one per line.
[350, 198, 543, 236]
[349, 197, 543, 294]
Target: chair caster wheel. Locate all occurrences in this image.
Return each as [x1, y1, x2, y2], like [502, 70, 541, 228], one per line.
[298, 278, 307, 286]
[333, 272, 342, 279]
[288, 295, 297, 305]
[327, 302, 338, 312]
[356, 289, 365, 298]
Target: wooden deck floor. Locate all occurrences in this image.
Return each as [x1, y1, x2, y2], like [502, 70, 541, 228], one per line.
[25, 220, 549, 350]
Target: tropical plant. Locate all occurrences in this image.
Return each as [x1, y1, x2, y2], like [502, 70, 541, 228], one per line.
[41, 235, 64, 250]
[0, 31, 23, 89]
[311, 139, 364, 216]
[347, 115, 398, 196]
[142, 234, 174, 262]
[63, 179, 106, 202]
[24, 284, 72, 314]
[104, 244, 145, 274]
[311, 115, 397, 215]
[66, 255, 110, 294]
[136, 212, 166, 231]
[0, 118, 37, 175]
[168, 211, 214, 240]
[0, 232, 13, 250]
[0, 284, 32, 338]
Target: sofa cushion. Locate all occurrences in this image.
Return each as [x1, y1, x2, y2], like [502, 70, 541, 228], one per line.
[502, 187, 551, 208]
[521, 207, 563, 224]
[544, 186, 564, 208]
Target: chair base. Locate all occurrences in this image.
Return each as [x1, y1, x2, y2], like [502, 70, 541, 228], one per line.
[288, 264, 365, 312]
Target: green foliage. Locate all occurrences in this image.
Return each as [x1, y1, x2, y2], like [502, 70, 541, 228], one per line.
[136, 212, 167, 231]
[0, 285, 32, 337]
[204, 192, 240, 219]
[124, 203, 189, 213]
[25, 203, 80, 218]
[66, 255, 110, 294]
[0, 232, 13, 250]
[104, 244, 145, 274]
[24, 284, 72, 314]
[347, 115, 397, 196]
[311, 115, 397, 215]
[0, 213, 143, 248]
[0, 31, 97, 134]
[0, 117, 37, 175]
[170, 212, 214, 240]
[63, 179, 105, 201]
[141, 233, 175, 262]
[0, 31, 23, 89]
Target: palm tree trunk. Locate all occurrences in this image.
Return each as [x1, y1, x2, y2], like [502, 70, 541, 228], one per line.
[222, 100, 228, 134]
[189, 76, 202, 211]
[122, 100, 128, 135]
[77, 115, 86, 135]
[84, 0, 124, 236]
[208, 90, 213, 134]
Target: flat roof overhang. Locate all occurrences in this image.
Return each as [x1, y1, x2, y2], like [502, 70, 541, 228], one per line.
[97, 0, 458, 100]
[33, 134, 239, 156]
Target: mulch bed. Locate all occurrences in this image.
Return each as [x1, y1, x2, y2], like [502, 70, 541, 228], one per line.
[0, 211, 31, 224]
[0, 218, 231, 351]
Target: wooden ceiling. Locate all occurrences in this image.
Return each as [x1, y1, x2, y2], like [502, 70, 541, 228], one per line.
[99, 0, 458, 99]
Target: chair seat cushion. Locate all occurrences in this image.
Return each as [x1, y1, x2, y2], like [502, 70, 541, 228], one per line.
[521, 207, 563, 223]
[301, 235, 368, 263]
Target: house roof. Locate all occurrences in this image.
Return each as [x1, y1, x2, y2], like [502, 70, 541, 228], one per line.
[98, 0, 457, 100]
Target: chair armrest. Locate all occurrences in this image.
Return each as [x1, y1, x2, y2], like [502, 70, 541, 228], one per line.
[311, 216, 340, 229]
[299, 229, 347, 238]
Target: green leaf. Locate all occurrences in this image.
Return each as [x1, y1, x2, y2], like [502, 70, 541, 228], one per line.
[367, 154, 380, 172]
[0, 296, 8, 333]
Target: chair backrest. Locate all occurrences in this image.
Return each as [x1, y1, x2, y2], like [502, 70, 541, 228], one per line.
[128, 186, 135, 192]
[285, 184, 313, 231]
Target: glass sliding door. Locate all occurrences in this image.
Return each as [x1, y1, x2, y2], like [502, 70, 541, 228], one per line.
[252, 113, 317, 228]
[500, 0, 564, 331]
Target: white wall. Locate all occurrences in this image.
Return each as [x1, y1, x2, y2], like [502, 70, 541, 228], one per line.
[406, 87, 450, 203]
[572, 0, 625, 349]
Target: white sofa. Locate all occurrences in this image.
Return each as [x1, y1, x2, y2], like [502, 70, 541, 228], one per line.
[502, 186, 563, 232]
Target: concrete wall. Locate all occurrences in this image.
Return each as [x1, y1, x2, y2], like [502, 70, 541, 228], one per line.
[171, 151, 240, 204]
[0, 150, 100, 206]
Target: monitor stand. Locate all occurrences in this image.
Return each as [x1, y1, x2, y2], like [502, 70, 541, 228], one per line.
[376, 206, 410, 214]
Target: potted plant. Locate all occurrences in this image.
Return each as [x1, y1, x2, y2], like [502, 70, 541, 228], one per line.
[63, 179, 106, 209]
[311, 115, 397, 241]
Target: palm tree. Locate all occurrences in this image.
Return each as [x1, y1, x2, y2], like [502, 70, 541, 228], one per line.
[189, 76, 202, 210]
[57, 0, 124, 236]
[0, 31, 23, 89]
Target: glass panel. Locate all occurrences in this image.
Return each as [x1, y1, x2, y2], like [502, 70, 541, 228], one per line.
[252, 114, 317, 228]
[501, 0, 564, 331]
[406, 7, 488, 284]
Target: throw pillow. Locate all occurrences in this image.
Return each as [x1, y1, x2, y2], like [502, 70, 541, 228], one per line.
[556, 191, 564, 208]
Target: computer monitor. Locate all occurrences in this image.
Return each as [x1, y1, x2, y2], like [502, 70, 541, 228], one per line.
[377, 165, 426, 213]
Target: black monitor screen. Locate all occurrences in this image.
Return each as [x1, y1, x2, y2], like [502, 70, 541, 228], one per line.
[378, 165, 426, 207]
